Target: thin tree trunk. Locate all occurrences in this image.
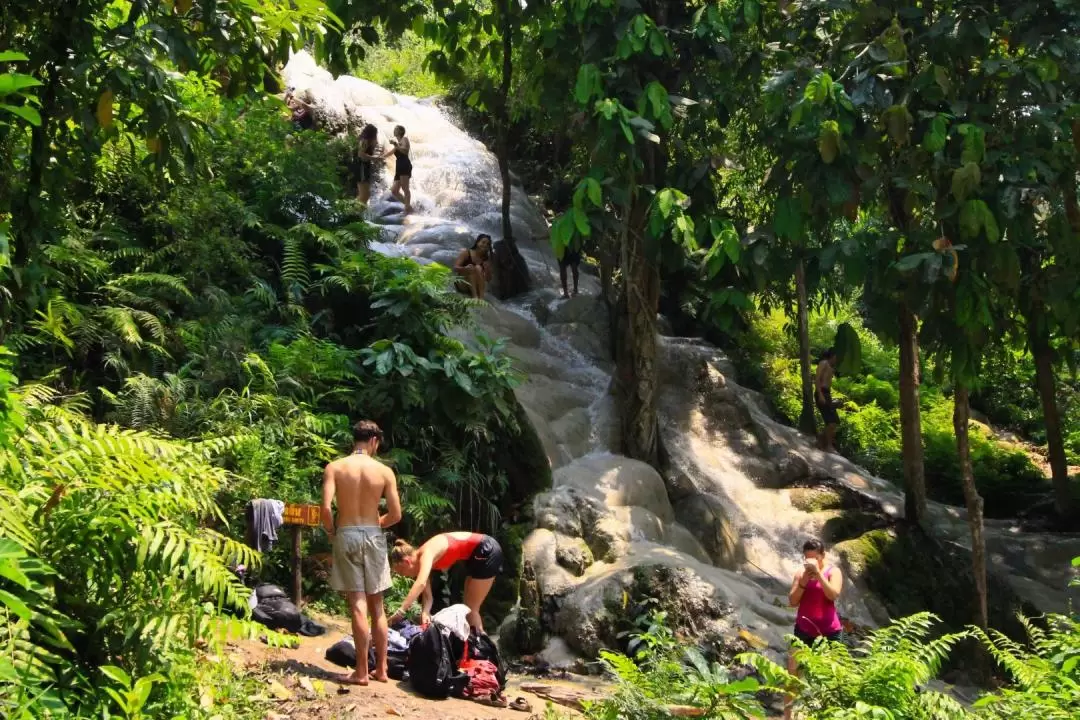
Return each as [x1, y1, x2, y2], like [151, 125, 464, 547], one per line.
[898, 301, 928, 528]
[953, 384, 988, 630]
[490, 0, 529, 299]
[795, 257, 816, 434]
[1031, 326, 1071, 520]
[497, 0, 514, 247]
[615, 191, 660, 466]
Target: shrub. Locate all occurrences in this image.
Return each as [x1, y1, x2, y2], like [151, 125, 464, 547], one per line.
[0, 351, 279, 719]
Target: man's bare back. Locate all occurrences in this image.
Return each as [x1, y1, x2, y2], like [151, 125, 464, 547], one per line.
[323, 453, 399, 529]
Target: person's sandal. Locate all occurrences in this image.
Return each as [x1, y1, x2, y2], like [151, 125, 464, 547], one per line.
[509, 697, 532, 712]
[477, 693, 508, 708]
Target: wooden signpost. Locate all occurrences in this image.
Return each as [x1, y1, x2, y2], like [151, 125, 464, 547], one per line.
[282, 503, 321, 605]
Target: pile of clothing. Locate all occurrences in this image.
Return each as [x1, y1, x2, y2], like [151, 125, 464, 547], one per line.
[324, 605, 527, 709]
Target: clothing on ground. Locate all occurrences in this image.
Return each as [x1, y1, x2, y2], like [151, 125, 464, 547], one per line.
[432, 604, 471, 641]
[330, 525, 391, 594]
[795, 566, 843, 639]
[458, 659, 501, 700]
[245, 499, 285, 552]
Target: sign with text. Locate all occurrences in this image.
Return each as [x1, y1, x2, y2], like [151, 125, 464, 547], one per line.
[283, 503, 321, 527]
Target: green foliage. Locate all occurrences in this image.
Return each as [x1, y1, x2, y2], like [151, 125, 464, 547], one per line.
[741, 613, 970, 720]
[586, 610, 765, 720]
[972, 614, 1080, 719]
[351, 30, 451, 97]
[736, 304, 1060, 518]
[0, 352, 283, 719]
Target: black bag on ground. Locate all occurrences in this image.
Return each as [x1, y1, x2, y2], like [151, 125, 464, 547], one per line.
[466, 629, 507, 690]
[251, 584, 327, 637]
[406, 624, 468, 699]
[325, 639, 374, 671]
[325, 639, 408, 680]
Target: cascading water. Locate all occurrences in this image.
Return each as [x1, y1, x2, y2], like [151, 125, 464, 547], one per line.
[284, 52, 1080, 663]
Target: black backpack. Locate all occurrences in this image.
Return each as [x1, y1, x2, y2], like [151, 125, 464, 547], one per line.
[406, 624, 468, 699]
[465, 629, 507, 691]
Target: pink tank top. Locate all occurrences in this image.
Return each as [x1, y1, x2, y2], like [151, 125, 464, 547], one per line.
[796, 567, 843, 637]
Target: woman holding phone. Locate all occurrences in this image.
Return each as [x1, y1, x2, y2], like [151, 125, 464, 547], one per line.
[785, 538, 843, 719]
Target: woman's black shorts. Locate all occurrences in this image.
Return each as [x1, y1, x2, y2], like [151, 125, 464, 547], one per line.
[793, 626, 844, 645]
[465, 535, 504, 580]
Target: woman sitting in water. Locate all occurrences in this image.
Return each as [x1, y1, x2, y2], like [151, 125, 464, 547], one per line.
[387, 532, 505, 632]
[381, 125, 412, 214]
[453, 234, 493, 299]
[352, 124, 380, 206]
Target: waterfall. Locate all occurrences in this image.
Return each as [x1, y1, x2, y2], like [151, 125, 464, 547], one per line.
[284, 51, 1080, 664]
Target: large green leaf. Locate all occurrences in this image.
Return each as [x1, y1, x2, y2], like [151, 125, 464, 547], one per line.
[834, 322, 862, 376]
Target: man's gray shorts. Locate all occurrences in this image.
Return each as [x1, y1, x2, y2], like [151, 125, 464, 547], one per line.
[330, 526, 391, 595]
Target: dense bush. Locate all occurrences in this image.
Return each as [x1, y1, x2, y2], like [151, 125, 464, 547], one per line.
[732, 305, 1059, 518]
[0, 351, 277, 719]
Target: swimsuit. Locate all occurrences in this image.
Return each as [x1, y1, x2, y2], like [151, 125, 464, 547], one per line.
[393, 145, 412, 180]
[432, 533, 504, 580]
[351, 141, 375, 184]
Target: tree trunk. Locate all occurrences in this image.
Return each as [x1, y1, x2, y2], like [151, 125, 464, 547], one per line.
[615, 193, 661, 467]
[795, 258, 816, 435]
[953, 384, 988, 630]
[490, 0, 529, 300]
[898, 301, 928, 528]
[1031, 326, 1071, 520]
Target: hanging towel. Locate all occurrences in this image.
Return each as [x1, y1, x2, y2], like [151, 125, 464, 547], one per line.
[245, 499, 285, 552]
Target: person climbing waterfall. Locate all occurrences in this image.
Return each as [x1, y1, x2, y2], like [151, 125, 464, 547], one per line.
[381, 125, 412, 214]
[558, 234, 581, 298]
[453, 234, 493, 299]
[352, 124, 380, 206]
[815, 348, 841, 453]
[785, 538, 844, 720]
[387, 532, 505, 633]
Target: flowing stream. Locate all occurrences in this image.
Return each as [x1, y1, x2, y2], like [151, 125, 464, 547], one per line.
[285, 52, 1080, 661]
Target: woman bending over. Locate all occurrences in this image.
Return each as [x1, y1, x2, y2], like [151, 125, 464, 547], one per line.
[388, 532, 504, 632]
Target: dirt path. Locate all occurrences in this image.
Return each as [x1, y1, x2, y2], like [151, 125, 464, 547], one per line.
[230, 613, 604, 720]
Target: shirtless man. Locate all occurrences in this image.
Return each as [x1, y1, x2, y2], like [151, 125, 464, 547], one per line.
[321, 420, 402, 686]
[815, 348, 840, 453]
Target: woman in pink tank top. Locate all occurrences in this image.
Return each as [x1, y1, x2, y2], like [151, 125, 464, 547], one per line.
[785, 538, 844, 719]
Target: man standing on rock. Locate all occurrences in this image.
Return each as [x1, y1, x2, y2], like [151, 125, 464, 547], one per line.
[815, 348, 841, 453]
[321, 420, 402, 685]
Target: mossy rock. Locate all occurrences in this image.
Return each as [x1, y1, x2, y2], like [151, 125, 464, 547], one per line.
[835, 526, 1034, 640]
[790, 487, 847, 513]
[815, 509, 887, 544]
[494, 396, 553, 512]
[555, 537, 594, 576]
[485, 522, 531, 628]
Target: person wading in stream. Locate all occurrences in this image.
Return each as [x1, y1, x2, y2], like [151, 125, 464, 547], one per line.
[453, 233, 493, 299]
[321, 420, 402, 686]
[387, 532, 505, 632]
[352, 124, 380, 206]
[785, 538, 844, 720]
[381, 125, 413, 214]
[815, 348, 841, 453]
